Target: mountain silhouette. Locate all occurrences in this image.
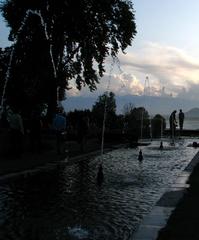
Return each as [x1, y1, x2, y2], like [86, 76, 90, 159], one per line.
[185, 108, 199, 118]
[62, 95, 199, 115]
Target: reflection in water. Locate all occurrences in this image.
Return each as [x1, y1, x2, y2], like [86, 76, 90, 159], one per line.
[0, 139, 197, 240]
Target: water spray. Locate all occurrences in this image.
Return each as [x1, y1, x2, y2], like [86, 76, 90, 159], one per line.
[96, 59, 114, 185]
[160, 118, 164, 149]
[0, 9, 61, 112]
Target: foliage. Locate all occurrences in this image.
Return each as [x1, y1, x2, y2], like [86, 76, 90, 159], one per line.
[124, 106, 150, 138]
[0, 0, 137, 117]
[67, 109, 91, 129]
[92, 91, 117, 128]
[151, 114, 166, 138]
[122, 102, 135, 116]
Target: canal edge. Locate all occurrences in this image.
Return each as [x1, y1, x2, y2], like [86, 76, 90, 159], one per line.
[0, 144, 125, 183]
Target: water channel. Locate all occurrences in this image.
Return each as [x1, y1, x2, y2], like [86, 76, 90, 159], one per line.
[0, 138, 197, 240]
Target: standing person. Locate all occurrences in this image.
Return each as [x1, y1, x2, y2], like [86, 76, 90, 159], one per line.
[169, 110, 177, 139]
[7, 106, 24, 157]
[179, 109, 185, 136]
[52, 107, 66, 154]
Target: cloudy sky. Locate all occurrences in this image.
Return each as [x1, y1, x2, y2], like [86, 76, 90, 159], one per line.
[1, 0, 199, 101]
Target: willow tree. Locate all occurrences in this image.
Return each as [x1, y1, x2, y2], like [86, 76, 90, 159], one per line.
[1, 0, 136, 118]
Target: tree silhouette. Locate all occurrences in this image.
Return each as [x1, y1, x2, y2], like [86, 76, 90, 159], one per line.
[1, 0, 137, 118]
[151, 114, 166, 138]
[92, 91, 117, 129]
[124, 106, 150, 139]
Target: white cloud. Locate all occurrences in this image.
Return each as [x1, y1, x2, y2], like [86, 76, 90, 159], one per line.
[67, 72, 144, 97]
[118, 42, 199, 98]
[67, 42, 199, 100]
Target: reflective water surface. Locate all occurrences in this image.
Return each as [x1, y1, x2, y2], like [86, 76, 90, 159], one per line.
[0, 139, 197, 240]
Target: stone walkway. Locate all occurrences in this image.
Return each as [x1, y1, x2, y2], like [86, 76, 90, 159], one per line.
[133, 151, 199, 240]
[156, 150, 199, 240]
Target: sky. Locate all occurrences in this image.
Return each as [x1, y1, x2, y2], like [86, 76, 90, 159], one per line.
[0, 14, 10, 48]
[1, 1, 199, 102]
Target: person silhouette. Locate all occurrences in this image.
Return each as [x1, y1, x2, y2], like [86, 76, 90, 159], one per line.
[179, 109, 185, 136]
[169, 110, 177, 139]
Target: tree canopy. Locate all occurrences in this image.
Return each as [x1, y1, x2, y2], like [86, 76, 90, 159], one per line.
[0, 0, 136, 117]
[92, 91, 117, 128]
[124, 106, 150, 138]
[151, 114, 166, 137]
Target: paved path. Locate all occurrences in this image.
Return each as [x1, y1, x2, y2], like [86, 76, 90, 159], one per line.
[156, 150, 199, 240]
[133, 150, 199, 240]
